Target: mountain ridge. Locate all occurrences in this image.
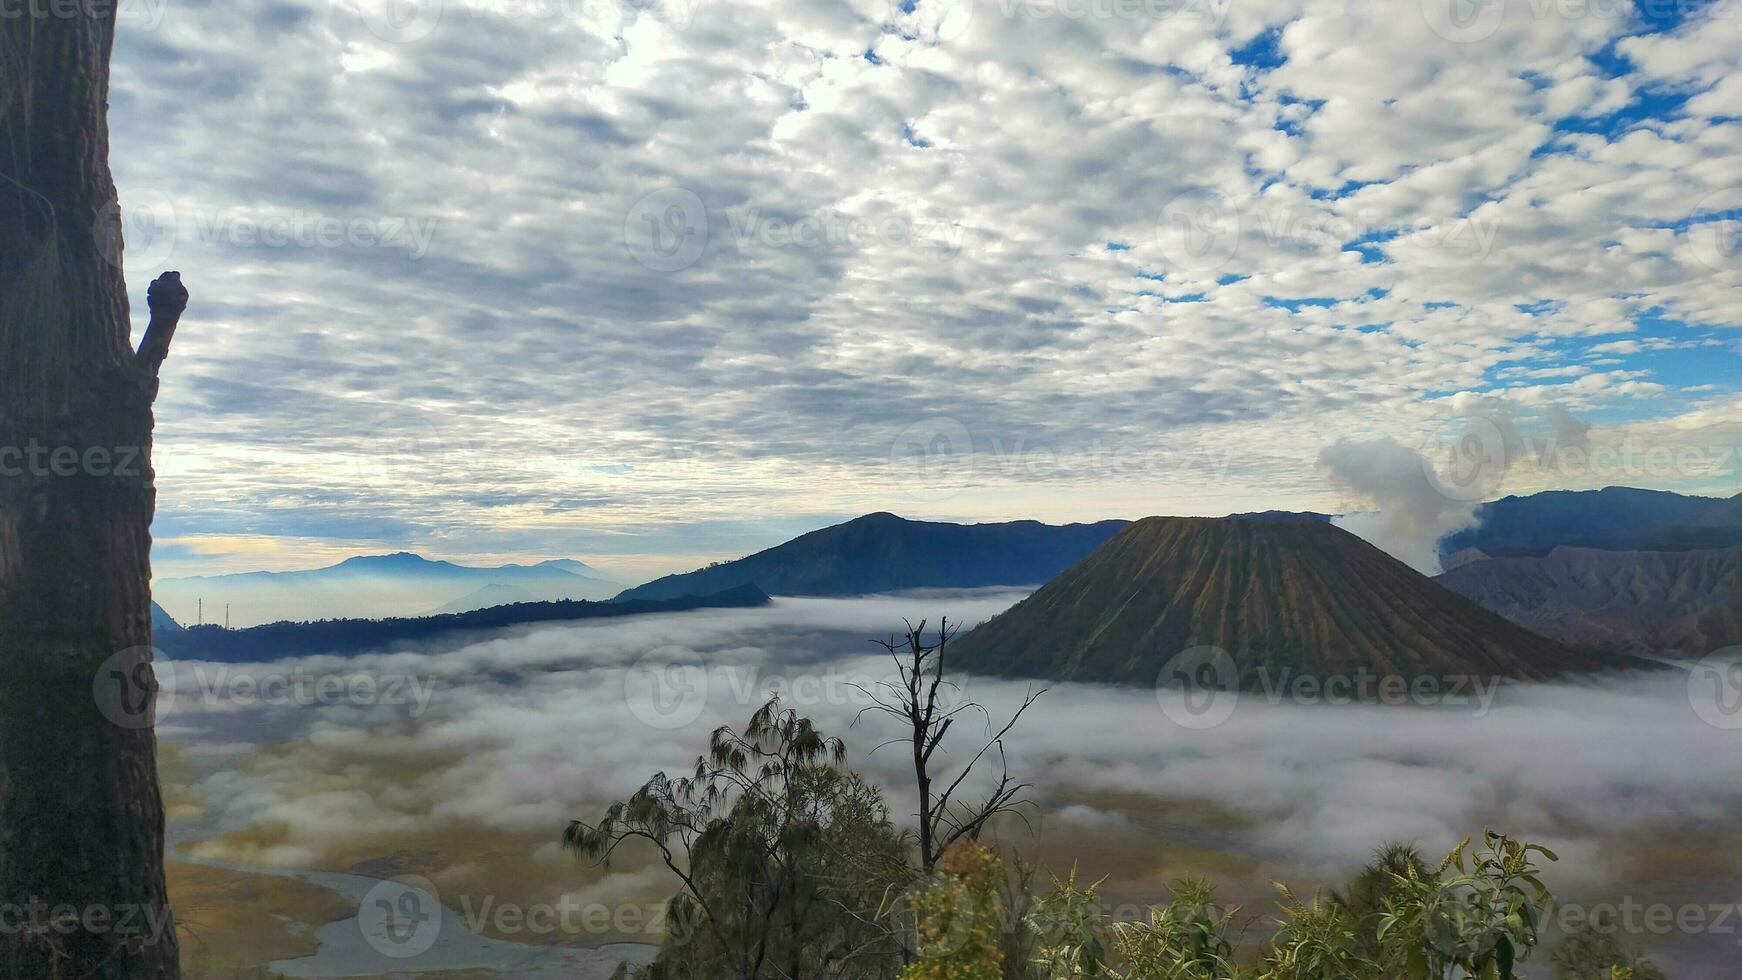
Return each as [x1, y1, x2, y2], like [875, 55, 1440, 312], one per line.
[612, 513, 1130, 602]
[1437, 544, 1742, 657]
[1442, 486, 1742, 556]
[154, 585, 771, 662]
[156, 552, 625, 627]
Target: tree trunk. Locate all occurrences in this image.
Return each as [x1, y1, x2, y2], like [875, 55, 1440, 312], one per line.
[0, 8, 182, 979]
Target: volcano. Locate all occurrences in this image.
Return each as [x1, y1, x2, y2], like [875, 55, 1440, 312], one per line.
[950, 517, 1618, 687]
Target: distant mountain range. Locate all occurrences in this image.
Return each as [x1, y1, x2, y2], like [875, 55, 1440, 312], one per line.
[156, 553, 624, 627]
[1438, 545, 1742, 657]
[154, 585, 771, 662]
[951, 517, 1619, 687]
[145, 487, 1742, 650]
[1219, 488, 1742, 557]
[1441, 486, 1742, 556]
[426, 583, 537, 615]
[612, 512, 1129, 602]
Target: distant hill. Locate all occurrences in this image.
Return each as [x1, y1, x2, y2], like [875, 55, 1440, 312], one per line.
[613, 513, 1130, 602]
[1437, 546, 1742, 657]
[154, 585, 771, 662]
[950, 517, 1615, 687]
[1442, 487, 1742, 556]
[156, 553, 624, 627]
[427, 583, 536, 615]
[151, 602, 181, 632]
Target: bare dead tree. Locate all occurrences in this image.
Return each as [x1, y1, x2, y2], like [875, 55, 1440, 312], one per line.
[857, 618, 1043, 872]
[1, 6, 186, 978]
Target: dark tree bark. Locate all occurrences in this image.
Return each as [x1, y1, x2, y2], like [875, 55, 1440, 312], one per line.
[0, 7, 183, 979]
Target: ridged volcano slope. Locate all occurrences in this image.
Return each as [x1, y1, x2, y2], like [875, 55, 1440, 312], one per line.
[951, 517, 1612, 686]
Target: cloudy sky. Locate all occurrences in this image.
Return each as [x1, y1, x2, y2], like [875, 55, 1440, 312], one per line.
[107, 0, 1741, 578]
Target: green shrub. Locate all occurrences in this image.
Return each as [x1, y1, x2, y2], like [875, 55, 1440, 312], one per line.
[1551, 923, 1667, 980]
[1376, 831, 1557, 980]
[903, 840, 1007, 980]
[1030, 874, 1240, 980]
[1261, 884, 1381, 980]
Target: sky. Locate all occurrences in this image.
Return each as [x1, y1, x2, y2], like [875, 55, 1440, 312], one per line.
[104, 0, 1742, 579]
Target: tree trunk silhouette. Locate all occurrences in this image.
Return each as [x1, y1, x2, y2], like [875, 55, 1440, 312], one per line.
[861, 619, 1041, 873]
[0, 8, 183, 979]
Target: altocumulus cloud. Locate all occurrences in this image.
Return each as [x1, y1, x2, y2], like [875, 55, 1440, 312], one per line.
[104, 0, 1742, 573]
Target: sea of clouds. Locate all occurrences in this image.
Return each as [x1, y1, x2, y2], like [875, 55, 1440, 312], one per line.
[156, 591, 1742, 974]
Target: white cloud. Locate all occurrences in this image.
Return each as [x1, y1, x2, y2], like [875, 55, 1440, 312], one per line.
[167, 594, 1742, 977]
[103, 0, 1740, 572]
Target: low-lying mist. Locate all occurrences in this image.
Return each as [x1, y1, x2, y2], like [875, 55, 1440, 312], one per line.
[158, 591, 1742, 975]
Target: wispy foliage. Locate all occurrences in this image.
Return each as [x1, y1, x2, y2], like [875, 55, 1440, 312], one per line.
[566, 698, 911, 980]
